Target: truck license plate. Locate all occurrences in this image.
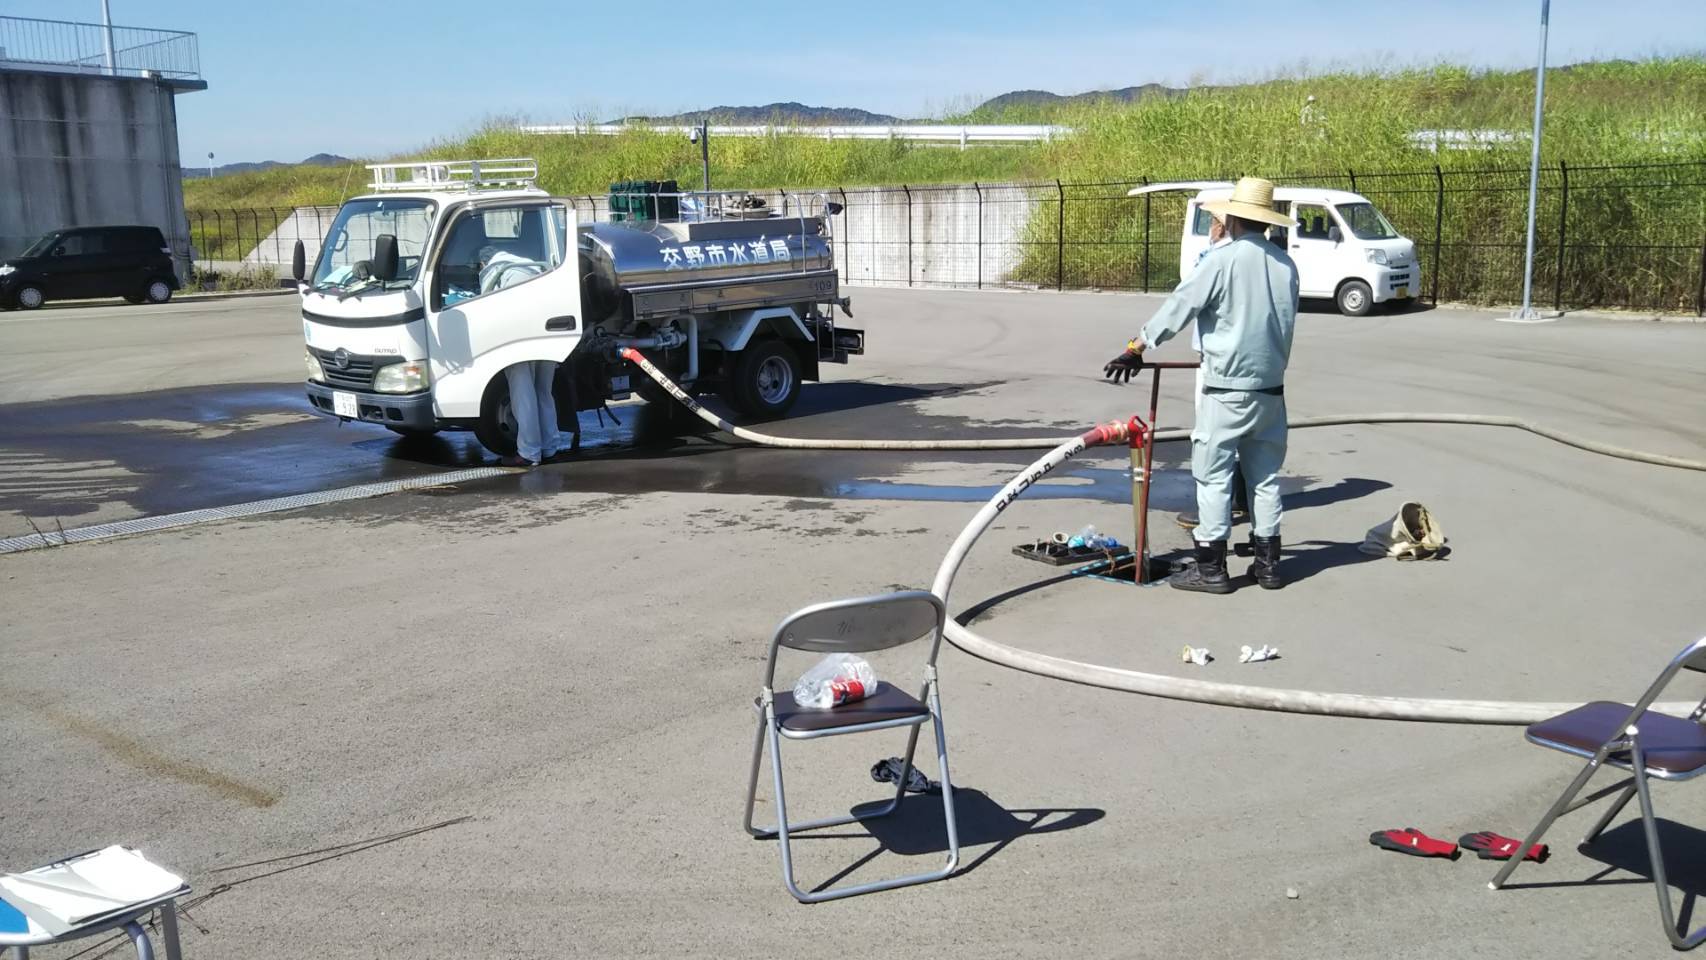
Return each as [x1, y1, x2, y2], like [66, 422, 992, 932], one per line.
[333, 391, 359, 418]
[1394, 286, 1409, 299]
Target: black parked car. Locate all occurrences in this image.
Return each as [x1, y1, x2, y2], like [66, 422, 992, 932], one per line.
[0, 225, 180, 310]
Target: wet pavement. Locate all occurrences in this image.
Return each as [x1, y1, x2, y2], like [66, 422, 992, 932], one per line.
[0, 376, 1214, 539]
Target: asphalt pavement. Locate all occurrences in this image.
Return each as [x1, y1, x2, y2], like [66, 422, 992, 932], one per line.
[3, 289, 1706, 958]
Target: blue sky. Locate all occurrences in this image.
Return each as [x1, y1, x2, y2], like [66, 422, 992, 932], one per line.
[7, 1, 1703, 163]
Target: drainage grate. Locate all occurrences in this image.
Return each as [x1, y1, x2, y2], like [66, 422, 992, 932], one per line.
[0, 467, 513, 555]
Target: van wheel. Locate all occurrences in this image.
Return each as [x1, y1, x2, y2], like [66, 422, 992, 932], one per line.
[1336, 280, 1373, 317]
[475, 377, 519, 456]
[16, 286, 44, 310]
[729, 340, 801, 418]
[145, 280, 173, 304]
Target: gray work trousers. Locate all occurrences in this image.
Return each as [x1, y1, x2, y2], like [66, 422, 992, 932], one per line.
[1191, 389, 1286, 543]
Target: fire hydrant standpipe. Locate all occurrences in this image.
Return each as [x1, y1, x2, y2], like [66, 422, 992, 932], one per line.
[620, 348, 1706, 724]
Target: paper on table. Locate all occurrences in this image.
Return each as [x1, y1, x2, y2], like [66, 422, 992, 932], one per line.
[0, 847, 182, 937]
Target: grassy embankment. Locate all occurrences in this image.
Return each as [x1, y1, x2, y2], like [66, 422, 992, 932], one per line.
[188, 59, 1706, 307]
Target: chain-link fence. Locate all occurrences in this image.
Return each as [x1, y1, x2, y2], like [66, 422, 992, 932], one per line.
[188, 160, 1706, 313]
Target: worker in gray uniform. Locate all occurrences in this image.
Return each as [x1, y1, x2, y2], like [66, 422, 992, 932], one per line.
[1103, 178, 1299, 593]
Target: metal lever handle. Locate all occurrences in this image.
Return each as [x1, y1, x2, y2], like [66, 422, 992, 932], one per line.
[545, 316, 577, 331]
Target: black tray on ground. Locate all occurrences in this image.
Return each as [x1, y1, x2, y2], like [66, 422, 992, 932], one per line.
[1013, 542, 1133, 567]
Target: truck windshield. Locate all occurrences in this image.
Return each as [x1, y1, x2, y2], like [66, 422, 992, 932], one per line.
[312, 198, 435, 290]
[1335, 202, 1399, 240]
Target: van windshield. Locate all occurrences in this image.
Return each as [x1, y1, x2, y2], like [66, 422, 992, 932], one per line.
[312, 198, 435, 290]
[1336, 202, 1399, 240]
[19, 233, 60, 258]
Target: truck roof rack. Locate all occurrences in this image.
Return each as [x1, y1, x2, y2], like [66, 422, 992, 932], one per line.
[366, 158, 539, 193]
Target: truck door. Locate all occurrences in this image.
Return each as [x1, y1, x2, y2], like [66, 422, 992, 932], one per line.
[1285, 202, 1345, 298]
[423, 200, 583, 417]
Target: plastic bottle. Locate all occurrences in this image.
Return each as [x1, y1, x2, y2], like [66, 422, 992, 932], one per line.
[792, 653, 878, 709]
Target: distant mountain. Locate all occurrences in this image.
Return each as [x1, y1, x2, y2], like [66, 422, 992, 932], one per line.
[619, 102, 901, 125]
[183, 153, 353, 179]
[975, 83, 1189, 114]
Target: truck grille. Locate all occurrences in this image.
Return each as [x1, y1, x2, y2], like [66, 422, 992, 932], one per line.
[1387, 272, 1413, 288]
[312, 347, 386, 390]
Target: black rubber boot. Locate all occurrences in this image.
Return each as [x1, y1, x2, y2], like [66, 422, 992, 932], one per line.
[1250, 534, 1284, 590]
[1169, 541, 1234, 594]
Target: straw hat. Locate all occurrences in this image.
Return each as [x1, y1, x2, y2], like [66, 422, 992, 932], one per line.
[1201, 177, 1297, 228]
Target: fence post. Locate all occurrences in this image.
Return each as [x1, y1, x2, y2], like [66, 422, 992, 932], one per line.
[1697, 235, 1706, 317]
[1553, 160, 1569, 311]
[1141, 175, 1151, 294]
[973, 182, 983, 290]
[271, 206, 282, 268]
[1055, 179, 1065, 291]
[837, 187, 849, 284]
[902, 185, 912, 287]
[212, 211, 224, 275]
[1431, 166, 1444, 305]
[1348, 169, 1357, 192]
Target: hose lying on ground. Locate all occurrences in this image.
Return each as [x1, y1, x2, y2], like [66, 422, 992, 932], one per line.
[621, 349, 1704, 723]
[620, 349, 1706, 471]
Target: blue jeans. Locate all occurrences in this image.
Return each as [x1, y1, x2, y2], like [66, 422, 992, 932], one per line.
[505, 360, 561, 463]
[1191, 390, 1286, 543]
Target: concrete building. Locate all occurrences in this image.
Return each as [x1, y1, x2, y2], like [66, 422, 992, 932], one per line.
[0, 15, 204, 280]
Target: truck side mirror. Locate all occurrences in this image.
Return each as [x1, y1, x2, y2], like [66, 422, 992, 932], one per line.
[372, 234, 399, 282]
[292, 240, 306, 282]
[1328, 225, 1343, 244]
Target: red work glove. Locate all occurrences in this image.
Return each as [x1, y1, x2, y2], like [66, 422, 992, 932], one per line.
[1369, 827, 1460, 859]
[1458, 831, 1548, 862]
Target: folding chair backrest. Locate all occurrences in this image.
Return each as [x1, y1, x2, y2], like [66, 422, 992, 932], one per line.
[765, 591, 946, 686]
[1628, 636, 1706, 718]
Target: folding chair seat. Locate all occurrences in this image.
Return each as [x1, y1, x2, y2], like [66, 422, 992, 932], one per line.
[743, 590, 960, 903]
[772, 683, 930, 735]
[1490, 636, 1706, 950]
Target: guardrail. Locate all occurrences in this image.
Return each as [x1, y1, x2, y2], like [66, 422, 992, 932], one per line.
[518, 123, 1071, 148]
[0, 15, 199, 81]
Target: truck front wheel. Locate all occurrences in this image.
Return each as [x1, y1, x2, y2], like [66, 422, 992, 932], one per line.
[728, 340, 801, 419]
[475, 377, 519, 456]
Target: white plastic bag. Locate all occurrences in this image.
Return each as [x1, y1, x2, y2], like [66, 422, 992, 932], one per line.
[792, 653, 878, 709]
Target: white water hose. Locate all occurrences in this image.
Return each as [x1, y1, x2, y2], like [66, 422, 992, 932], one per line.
[621, 349, 1704, 723]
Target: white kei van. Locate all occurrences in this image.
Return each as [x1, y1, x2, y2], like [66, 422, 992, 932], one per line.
[1129, 181, 1421, 316]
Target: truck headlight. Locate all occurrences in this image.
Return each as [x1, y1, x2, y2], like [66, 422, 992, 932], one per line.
[1365, 248, 1389, 266]
[373, 361, 429, 393]
[0, 264, 15, 277]
[305, 350, 325, 382]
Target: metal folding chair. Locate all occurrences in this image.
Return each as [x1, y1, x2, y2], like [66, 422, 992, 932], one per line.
[742, 590, 960, 903]
[1490, 636, 1706, 949]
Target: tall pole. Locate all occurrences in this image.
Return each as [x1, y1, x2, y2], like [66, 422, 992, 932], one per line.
[699, 120, 710, 193]
[100, 0, 117, 75]
[1511, 0, 1550, 320]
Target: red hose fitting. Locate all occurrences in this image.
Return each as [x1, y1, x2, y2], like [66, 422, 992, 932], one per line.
[619, 347, 640, 362]
[1126, 414, 1149, 449]
[1080, 420, 1131, 447]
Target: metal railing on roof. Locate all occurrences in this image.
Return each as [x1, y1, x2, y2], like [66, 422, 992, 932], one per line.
[366, 159, 540, 193]
[0, 15, 200, 81]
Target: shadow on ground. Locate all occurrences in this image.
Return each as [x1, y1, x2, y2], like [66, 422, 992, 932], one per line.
[773, 786, 1103, 894]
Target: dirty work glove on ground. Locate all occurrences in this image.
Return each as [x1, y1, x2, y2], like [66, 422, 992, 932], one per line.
[1359, 501, 1447, 560]
[1369, 827, 1460, 859]
[1458, 831, 1548, 862]
[871, 757, 940, 794]
[1103, 341, 1146, 384]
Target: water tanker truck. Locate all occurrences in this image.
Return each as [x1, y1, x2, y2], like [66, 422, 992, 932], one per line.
[294, 158, 861, 455]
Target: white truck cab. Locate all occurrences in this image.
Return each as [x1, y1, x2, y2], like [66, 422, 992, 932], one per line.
[1131, 181, 1421, 316]
[295, 159, 861, 455]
